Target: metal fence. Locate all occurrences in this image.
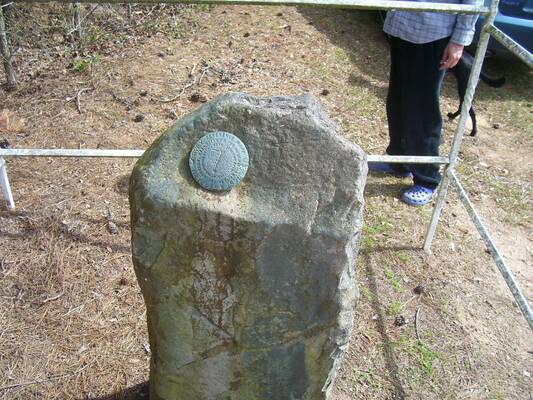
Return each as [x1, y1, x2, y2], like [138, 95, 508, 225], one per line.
[0, 0, 532, 329]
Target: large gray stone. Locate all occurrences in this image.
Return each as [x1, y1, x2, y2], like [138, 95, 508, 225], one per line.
[129, 93, 367, 400]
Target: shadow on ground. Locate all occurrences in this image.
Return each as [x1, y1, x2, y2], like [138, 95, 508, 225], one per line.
[361, 250, 407, 399]
[297, 7, 390, 99]
[364, 176, 411, 199]
[297, 7, 531, 106]
[85, 383, 148, 400]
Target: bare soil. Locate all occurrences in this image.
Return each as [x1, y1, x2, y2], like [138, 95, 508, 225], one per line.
[1, 4, 532, 400]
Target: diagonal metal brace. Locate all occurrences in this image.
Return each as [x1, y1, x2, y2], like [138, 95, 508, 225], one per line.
[450, 170, 533, 330]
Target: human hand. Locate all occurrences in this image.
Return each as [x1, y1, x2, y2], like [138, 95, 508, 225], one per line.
[440, 42, 464, 70]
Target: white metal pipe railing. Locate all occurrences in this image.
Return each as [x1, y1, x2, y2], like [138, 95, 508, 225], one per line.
[367, 155, 449, 164]
[0, 150, 451, 164]
[486, 24, 533, 68]
[0, 149, 145, 158]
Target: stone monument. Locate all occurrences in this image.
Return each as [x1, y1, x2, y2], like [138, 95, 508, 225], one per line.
[129, 93, 367, 400]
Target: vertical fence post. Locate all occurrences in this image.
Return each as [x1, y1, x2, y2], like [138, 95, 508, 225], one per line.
[423, 0, 501, 252]
[0, 4, 16, 90]
[0, 157, 15, 209]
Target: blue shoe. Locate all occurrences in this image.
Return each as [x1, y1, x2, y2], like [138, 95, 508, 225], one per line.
[368, 162, 412, 178]
[401, 185, 435, 206]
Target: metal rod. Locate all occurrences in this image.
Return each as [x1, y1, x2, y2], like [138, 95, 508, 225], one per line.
[423, 173, 452, 252]
[0, 148, 145, 157]
[367, 155, 449, 164]
[20, 0, 489, 14]
[423, 0, 499, 252]
[0, 157, 15, 209]
[487, 24, 533, 68]
[0, 149, 450, 164]
[449, 170, 533, 330]
[423, 167, 451, 250]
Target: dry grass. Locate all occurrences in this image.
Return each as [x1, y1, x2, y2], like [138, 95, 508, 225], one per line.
[0, 110, 25, 134]
[1, 3, 532, 399]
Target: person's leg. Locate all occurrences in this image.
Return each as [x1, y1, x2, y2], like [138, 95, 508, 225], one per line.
[398, 37, 448, 190]
[378, 35, 410, 175]
[386, 35, 404, 157]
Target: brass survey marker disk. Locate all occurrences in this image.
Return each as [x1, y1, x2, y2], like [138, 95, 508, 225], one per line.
[189, 131, 249, 191]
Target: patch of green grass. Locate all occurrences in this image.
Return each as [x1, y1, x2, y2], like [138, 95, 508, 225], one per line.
[387, 334, 411, 351]
[342, 93, 383, 120]
[72, 59, 90, 72]
[139, 20, 159, 34]
[386, 300, 402, 316]
[361, 211, 395, 254]
[395, 251, 411, 263]
[384, 267, 402, 290]
[455, 163, 468, 175]
[360, 285, 377, 301]
[168, 20, 186, 39]
[221, 19, 230, 33]
[364, 215, 394, 237]
[491, 180, 531, 224]
[423, 330, 436, 340]
[81, 25, 104, 46]
[462, 166, 532, 226]
[194, 3, 212, 12]
[71, 54, 100, 73]
[389, 334, 444, 377]
[489, 390, 506, 400]
[407, 377, 420, 392]
[415, 205, 432, 219]
[360, 285, 371, 299]
[333, 47, 350, 64]
[356, 370, 383, 390]
[138, 17, 190, 39]
[443, 230, 453, 240]
[306, 57, 342, 85]
[416, 341, 442, 375]
[366, 44, 379, 58]
[501, 101, 533, 140]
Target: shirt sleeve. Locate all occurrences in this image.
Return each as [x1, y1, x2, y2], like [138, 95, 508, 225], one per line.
[451, 0, 482, 45]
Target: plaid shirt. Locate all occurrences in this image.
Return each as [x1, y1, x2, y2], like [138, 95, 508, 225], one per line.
[383, 0, 480, 45]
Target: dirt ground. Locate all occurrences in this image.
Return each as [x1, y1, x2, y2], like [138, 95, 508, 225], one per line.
[0, 3, 532, 400]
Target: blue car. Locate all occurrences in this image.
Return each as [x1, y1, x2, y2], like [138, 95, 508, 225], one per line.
[472, 0, 533, 58]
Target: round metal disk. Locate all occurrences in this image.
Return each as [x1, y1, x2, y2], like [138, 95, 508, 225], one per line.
[189, 132, 249, 191]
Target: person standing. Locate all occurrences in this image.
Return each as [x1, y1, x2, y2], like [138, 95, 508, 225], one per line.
[371, 0, 480, 206]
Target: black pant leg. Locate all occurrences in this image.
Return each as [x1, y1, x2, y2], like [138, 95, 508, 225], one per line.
[386, 36, 448, 189]
[386, 36, 404, 157]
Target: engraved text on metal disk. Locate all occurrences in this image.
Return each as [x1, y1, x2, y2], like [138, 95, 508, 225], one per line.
[189, 132, 249, 191]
